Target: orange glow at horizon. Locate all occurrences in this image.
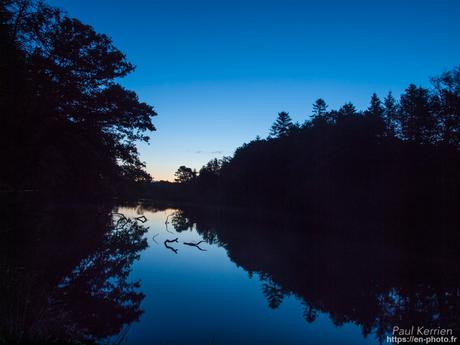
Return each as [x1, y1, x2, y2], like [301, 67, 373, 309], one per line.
[147, 167, 174, 182]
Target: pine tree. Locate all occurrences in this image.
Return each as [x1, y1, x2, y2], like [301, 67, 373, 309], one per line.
[365, 93, 385, 137]
[383, 91, 399, 137]
[431, 66, 460, 147]
[399, 84, 436, 143]
[269, 111, 293, 138]
[367, 93, 384, 118]
[312, 98, 328, 118]
[339, 102, 357, 117]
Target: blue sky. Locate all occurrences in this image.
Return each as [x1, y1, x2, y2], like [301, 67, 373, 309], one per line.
[49, 0, 460, 180]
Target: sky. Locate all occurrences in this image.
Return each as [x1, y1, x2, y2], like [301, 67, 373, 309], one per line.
[48, 0, 460, 181]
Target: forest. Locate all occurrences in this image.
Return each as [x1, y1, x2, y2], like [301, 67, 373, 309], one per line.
[1, 0, 459, 343]
[149, 68, 460, 249]
[1, 0, 459, 239]
[160, 68, 460, 217]
[0, 0, 156, 199]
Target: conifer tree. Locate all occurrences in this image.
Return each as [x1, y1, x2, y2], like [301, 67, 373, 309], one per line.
[269, 111, 293, 138]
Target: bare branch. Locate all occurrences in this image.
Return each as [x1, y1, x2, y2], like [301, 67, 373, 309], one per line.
[183, 240, 207, 251]
[164, 238, 178, 254]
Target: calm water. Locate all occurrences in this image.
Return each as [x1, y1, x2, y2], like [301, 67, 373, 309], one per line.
[1, 201, 459, 344]
[117, 206, 375, 345]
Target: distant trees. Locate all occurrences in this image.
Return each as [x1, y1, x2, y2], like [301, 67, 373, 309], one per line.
[168, 66, 460, 223]
[383, 92, 399, 137]
[0, 0, 157, 196]
[198, 158, 227, 179]
[301, 77, 459, 148]
[431, 66, 460, 146]
[364, 93, 385, 136]
[174, 166, 196, 183]
[399, 84, 436, 144]
[366, 93, 384, 118]
[269, 111, 293, 138]
[312, 98, 328, 118]
[338, 102, 358, 117]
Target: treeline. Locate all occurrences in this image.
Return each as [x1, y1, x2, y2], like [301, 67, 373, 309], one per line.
[168, 68, 460, 235]
[0, 0, 156, 199]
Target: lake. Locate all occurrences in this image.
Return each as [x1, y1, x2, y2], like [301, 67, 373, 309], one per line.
[1, 201, 458, 344]
[117, 206, 375, 345]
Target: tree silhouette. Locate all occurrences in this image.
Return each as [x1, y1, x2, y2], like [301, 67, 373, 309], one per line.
[174, 166, 196, 183]
[367, 93, 384, 118]
[269, 111, 293, 138]
[167, 66, 460, 226]
[399, 84, 436, 143]
[431, 66, 460, 147]
[365, 93, 386, 136]
[199, 158, 223, 176]
[383, 91, 399, 137]
[0, 0, 156, 196]
[312, 98, 328, 118]
[262, 281, 284, 309]
[338, 102, 358, 117]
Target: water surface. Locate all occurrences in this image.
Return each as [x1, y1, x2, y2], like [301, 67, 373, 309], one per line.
[119, 206, 375, 345]
[1, 201, 458, 345]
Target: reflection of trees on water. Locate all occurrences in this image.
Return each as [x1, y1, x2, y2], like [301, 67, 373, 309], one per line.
[171, 210, 193, 232]
[262, 279, 285, 310]
[170, 207, 460, 344]
[169, 208, 218, 244]
[0, 202, 148, 344]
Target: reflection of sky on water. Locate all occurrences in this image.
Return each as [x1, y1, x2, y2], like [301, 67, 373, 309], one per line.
[117, 207, 375, 345]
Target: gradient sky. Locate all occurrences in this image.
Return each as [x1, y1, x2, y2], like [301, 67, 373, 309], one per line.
[49, 0, 460, 181]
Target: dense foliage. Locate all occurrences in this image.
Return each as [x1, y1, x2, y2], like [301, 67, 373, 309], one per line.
[0, 0, 157, 198]
[170, 69, 460, 236]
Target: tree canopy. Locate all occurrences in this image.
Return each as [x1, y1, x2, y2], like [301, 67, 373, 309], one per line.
[166, 66, 460, 232]
[0, 0, 157, 197]
[269, 111, 293, 138]
[312, 98, 328, 118]
[174, 166, 196, 183]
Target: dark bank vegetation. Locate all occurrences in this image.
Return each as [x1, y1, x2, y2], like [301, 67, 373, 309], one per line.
[173, 69, 460, 211]
[163, 67, 460, 253]
[1, 0, 458, 343]
[0, 0, 156, 199]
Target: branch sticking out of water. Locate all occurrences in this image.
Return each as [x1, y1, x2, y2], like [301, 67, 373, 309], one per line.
[164, 238, 179, 254]
[183, 240, 207, 251]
